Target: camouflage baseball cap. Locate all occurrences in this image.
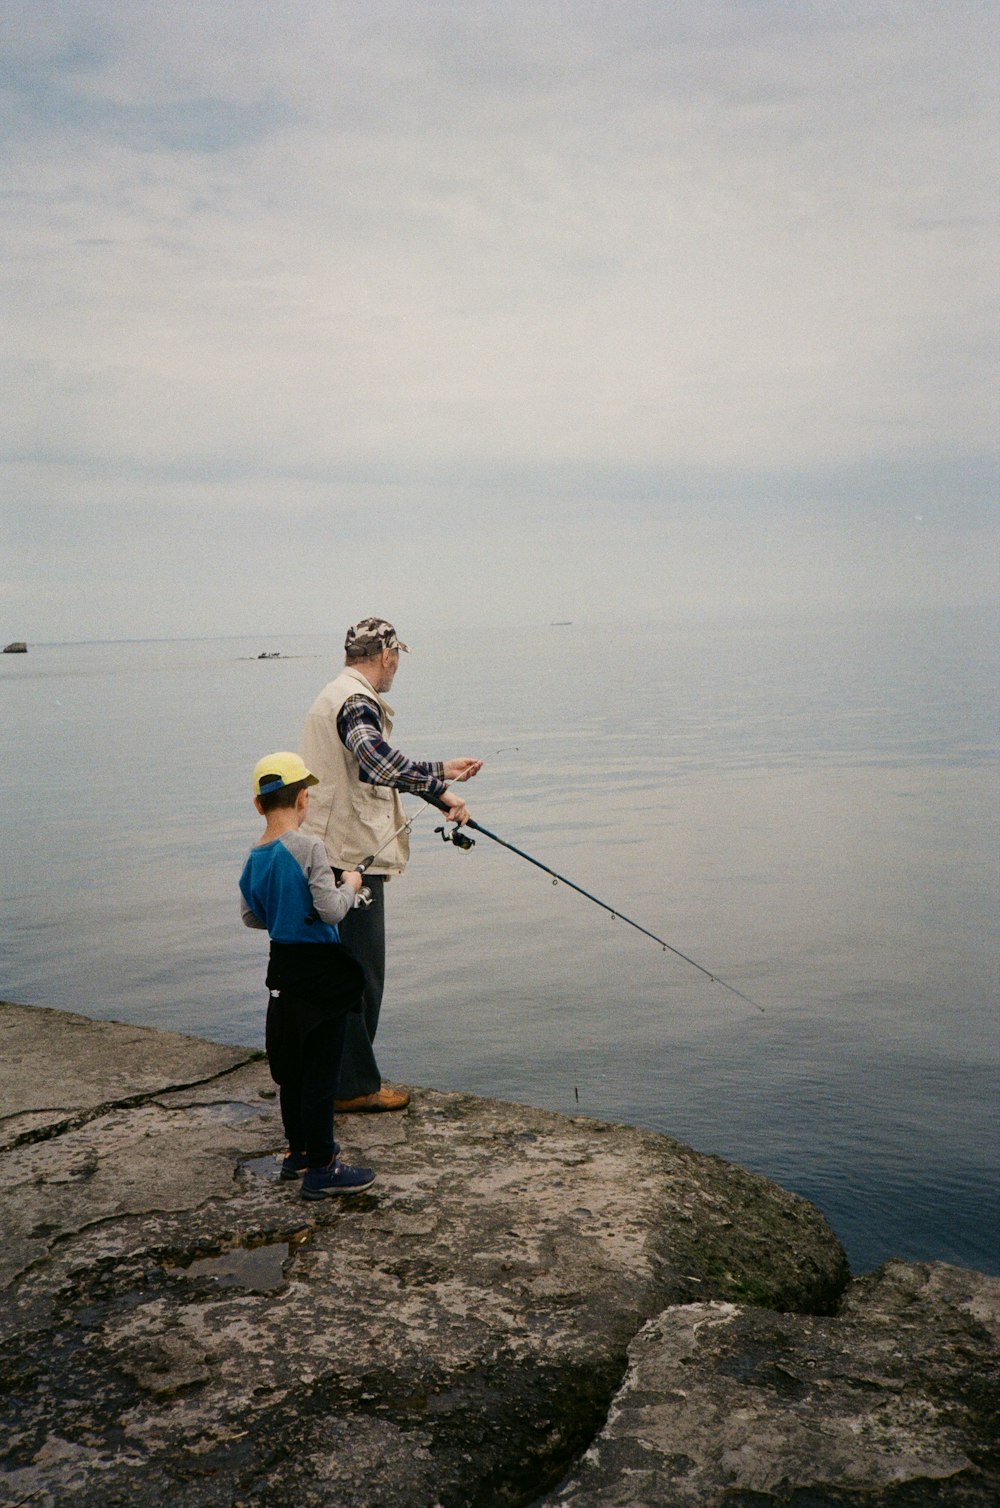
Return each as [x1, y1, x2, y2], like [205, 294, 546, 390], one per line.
[344, 617, 410, 656]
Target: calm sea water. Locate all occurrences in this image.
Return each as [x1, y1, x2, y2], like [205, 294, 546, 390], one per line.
[2, 608, 997, 1277]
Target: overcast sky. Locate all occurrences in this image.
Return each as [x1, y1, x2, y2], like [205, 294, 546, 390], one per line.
[2, 0, 997, 640]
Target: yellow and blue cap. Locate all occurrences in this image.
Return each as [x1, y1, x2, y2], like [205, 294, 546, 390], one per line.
[252, 752, 318, 797]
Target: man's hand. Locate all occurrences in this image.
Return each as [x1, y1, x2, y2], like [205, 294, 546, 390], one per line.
[439, 789, 471, 826]
[340, 870, 363, 893]
[442, 758, 482, 783]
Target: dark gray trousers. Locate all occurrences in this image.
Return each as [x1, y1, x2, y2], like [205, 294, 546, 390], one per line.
[334, 874, 386, 1098]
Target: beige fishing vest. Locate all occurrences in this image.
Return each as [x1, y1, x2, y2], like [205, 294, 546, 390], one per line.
[300, 667, 411, 875]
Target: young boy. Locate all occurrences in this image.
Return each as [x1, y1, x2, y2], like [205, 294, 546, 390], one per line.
[239, 751, 376, 1198]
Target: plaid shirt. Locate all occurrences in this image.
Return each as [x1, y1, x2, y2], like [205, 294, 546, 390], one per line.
[336, 694, 447, 798]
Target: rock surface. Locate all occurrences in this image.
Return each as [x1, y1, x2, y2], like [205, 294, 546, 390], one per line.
[0, 1001, 994, 1506]
[544, 1260, 1000, 1505]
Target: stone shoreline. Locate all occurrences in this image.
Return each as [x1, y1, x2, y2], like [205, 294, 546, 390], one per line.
[0, 999, 996, 1506]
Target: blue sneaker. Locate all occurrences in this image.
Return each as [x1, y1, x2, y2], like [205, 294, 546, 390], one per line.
[280, 1144, 340, 1181]
[301, 1160, 376, 1199]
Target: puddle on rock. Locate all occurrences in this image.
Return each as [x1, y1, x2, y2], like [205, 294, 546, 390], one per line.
[166, 1231, 309, 1293]
[242, 1153, 284, 1182]
[198, 1101, 272, 1125]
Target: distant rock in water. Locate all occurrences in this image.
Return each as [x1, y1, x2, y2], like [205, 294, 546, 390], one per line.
[257, 651, 281, 659]
[2, 641, 27, 653]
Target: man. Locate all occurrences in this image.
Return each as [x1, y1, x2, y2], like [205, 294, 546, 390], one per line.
[300, 617, 482, 1112]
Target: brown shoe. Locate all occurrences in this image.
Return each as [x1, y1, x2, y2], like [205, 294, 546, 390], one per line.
[334, 1085, 411, 1113]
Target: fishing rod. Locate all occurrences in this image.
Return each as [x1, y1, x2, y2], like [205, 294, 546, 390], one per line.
[348, 781, 765, 1011]
[422, 796, 766, 1014]
[347, 811, 422, 907]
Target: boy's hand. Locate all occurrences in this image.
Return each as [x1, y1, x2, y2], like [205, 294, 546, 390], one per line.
[341, 870, 363, 893]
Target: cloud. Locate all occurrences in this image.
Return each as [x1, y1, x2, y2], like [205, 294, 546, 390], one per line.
[1, 1, 997, 638]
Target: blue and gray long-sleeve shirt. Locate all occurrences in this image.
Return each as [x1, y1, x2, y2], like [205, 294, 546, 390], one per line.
[239, 829, 355, 945]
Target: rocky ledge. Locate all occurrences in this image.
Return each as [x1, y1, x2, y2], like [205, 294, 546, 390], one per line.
[0, 1000, 995, 1507]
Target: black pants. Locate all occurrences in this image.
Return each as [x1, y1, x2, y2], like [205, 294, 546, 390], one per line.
[265, 942, 365, 1167]
[266, 996, 348, 1167]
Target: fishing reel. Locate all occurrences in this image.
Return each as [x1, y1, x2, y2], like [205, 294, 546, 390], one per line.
[340, 870, 373, 909]
[435, 823, 475, 851]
